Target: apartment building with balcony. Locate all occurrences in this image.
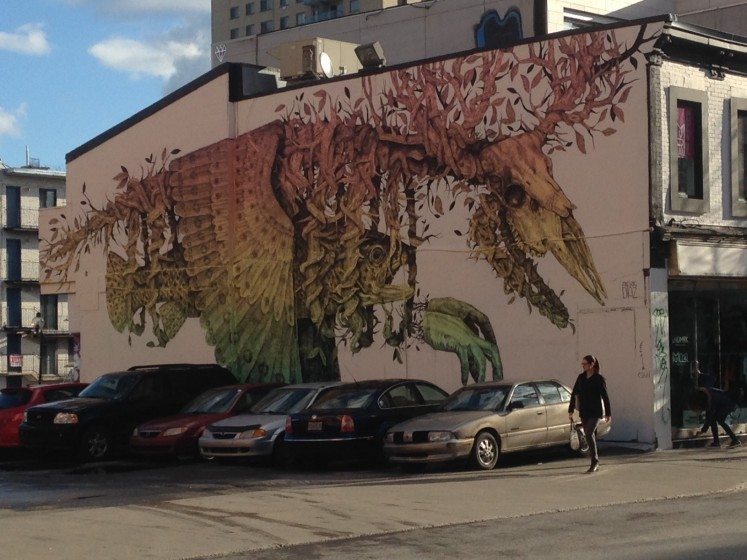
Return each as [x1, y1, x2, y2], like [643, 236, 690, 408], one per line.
[212, 0, 416, 40]
[0, 158, 75, 388]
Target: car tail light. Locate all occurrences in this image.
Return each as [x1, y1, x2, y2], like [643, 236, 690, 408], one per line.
[340, 415, 355, 433]
[285, 416, 293, 435]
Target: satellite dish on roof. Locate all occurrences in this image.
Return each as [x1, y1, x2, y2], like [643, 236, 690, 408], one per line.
[319, 51, 333, 78]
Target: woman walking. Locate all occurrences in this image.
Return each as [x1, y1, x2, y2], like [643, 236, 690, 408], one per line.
[568, 355, 612, 473]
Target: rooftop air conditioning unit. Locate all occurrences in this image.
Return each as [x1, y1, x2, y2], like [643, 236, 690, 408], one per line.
[267, 38, 362, 80]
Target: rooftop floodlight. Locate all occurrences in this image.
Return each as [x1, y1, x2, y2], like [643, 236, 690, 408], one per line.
[355, 41, 386, 69]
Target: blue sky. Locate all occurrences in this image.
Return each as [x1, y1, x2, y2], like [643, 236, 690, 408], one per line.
[0, 0, 212, 170]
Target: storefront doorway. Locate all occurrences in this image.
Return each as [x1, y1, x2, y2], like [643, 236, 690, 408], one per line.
[668, 280, 746, 431]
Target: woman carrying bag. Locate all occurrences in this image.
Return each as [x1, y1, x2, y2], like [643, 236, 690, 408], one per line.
[568, 355, 612, 473]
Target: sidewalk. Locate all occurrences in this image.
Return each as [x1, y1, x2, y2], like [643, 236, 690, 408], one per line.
[1, 447, 744, 560]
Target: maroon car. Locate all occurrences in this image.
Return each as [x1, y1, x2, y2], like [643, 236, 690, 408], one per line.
[129, 383, 283, 458]
[0, 383, 87, 447]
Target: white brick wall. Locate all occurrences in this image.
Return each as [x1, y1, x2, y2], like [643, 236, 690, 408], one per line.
[653, 59, 747, 227]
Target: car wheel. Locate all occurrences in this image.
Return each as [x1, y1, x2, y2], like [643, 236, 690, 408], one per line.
[272, 435, 293, 468]
[79, 426, 111, 462]
[471, 431, 499, 470]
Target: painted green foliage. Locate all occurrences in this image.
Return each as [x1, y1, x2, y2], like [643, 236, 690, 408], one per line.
[42, 26, 656, 383]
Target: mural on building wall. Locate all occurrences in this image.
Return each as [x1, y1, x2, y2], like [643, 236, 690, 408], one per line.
[475, 8, 523, 49]
[43, 25, 656, 384]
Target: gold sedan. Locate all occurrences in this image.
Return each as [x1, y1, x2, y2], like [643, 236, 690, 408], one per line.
[384, 380, 611, 470]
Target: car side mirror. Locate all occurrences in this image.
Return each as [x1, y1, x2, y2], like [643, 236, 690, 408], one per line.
[508, 401, 524, 412]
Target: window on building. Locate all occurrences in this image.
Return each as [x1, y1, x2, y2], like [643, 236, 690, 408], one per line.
[230, 27, 240, 39]
[41, 294, 58, 330]
[280, 16, 289, 29]
[350, 0, 360, 12]
[260, 20, 274, 32]
[398, 0, 407, 5]
[731, 98, 747, 217]
[5, 186, 20, 228]
[669, 87, 708, 213]
[296, 12, 306, 25]
[39, 188, 57, 208]
[280, 0, 288, 7]
[5, 239, 20, 281]
[246, 24, 255, 35]
[246, 2, 254, 15]
[260, 0, 272, 11]
[40, 339, 58, 376]
[230, 6, 240, 19]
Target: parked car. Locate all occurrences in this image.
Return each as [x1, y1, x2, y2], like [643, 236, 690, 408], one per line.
[19, 364, 236, 461]
[129, 382, 283, 458]
[0, 383, 87, 448]
[199, 382, 342, 464]
[384, 379, 612, 470]
[284, 379, 449, 465]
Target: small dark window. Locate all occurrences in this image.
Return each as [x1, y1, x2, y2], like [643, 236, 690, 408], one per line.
[279, 16, 288, 29]
[260, 0, 272, 11]
[280, 0, 288, 7]
[739, 111, 746, 201]
[5, 186, 20, 228]
[246, 24, 255, 35]
[350, 0, 360, 12]
[260, 20, 273, 32]
[230, 6, 240, 19]
[246, 2, 254, 15]
[733, 100, 747, 217]
[296, 12, 306, 25]
[41, 294, 58, 330]
[39, 189, 57, 208]
[230, 28, 240, 39]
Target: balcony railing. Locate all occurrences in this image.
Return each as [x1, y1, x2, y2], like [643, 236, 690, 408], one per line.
[1, 306, 69, 331]
[307, 8, 344, 23]
[3, 259, 40, 281]
[0, 354, 75, 380]
[4, 208, 39, 229]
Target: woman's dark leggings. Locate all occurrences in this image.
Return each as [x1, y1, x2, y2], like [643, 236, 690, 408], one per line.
[582, 417, 601, 464]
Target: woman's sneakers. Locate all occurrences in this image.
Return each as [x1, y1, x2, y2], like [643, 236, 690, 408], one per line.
[728, 439, 742, 449]
[586, 461, 599, 473]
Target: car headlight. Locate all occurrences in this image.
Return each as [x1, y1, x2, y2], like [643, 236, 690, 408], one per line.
[202, 428, 213, 438]
[162, 427, 188, 437]
[238, 428, 268, 440]
[428, 431, 454, 442]
[53, 412, 79, 424]
[385, 432, 395, 443]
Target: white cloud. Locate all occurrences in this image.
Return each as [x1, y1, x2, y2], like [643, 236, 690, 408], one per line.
[0, 24, 51, 55]
[0, 104, 28, 138]
[90, 37, 203, 79]
[63, 0, 209, 15]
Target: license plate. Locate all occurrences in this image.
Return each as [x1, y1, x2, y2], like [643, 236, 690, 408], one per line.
[307, 421, 323, 431]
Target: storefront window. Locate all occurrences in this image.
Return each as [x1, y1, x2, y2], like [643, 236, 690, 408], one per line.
[668, 284, 746, 429]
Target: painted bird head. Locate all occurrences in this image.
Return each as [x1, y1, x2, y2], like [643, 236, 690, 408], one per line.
[481, 132, 607, 306]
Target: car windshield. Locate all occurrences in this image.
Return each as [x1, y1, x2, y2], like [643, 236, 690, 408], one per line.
[444, 386, 510, 411]
[79, 373, 141, 400]
[181, 387, 241, 414]
[0, 389, 32, 409]
[251, 388, 315, 414]
[311, 387, 379, 410]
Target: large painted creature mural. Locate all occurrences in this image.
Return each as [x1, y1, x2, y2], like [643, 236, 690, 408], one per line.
[43, 25, 656, 384]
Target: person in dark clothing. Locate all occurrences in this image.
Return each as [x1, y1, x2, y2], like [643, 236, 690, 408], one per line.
[693, 386, 742, 448]
[568, 354, 611, 473]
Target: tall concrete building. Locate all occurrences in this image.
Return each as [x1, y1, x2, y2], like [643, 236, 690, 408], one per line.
[212, 0, 418, 40]
[0, 157, 75, 389]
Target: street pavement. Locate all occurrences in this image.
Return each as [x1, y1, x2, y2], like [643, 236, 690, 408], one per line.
[0, 445, 744, 560]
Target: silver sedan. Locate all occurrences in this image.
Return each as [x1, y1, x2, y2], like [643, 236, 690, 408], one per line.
[384, 380, 611, 470]
[199, 382, 341, 463]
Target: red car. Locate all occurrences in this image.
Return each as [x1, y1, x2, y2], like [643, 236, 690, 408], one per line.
[130, 383, 283, 458]
[0, 383, 87, 447]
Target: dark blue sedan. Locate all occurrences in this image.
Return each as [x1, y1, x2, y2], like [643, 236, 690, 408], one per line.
[284, 379, 449, 466]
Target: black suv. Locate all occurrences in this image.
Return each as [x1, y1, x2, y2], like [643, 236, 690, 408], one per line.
[19, 364, 236, 461]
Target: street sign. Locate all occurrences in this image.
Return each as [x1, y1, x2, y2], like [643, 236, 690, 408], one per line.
[9, 354, 23, 368]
